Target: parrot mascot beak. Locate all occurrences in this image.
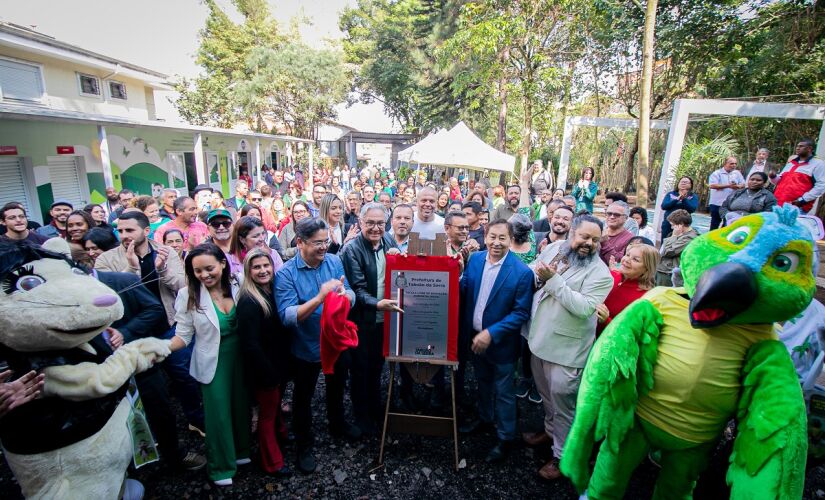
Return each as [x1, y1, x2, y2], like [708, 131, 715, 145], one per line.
[688, 262, 758, 328]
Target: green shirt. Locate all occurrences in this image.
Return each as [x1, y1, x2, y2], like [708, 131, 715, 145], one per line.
[213, 303, 237, 337]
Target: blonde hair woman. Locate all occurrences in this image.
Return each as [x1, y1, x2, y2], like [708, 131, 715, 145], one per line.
[596, 243, 660, 334]
[318, 193, 347, 254]
[236, 248, 291, 476]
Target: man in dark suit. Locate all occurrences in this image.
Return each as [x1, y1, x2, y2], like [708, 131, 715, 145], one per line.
[339, 203, 402, 435]
[458, 219, 534, 463]
[93, 270, 206, 472]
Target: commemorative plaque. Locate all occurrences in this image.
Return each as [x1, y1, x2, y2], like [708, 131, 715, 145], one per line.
[382, 254, 459, 362]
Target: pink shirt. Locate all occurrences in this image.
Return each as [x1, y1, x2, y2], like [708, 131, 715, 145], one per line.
[154, 220, 210, 252]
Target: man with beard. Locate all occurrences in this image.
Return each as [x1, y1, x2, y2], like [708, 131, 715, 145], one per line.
[534, 199, 565, 233]
[270, 170, 290, 197]
[159, 188, 178, 220]
[153, 197, 210, 252]
[307, 184, 327, 217]
[339, 203, 402, 435]
[444, 211, 479, 273]
[103, 186, 120, 217]
[389, 204, 414, 253]
[36, 200, 72, 239]
[205, 209, 233, 255]
[522, 214, 613, 481]
[492, 185, 532, 222]
[225, 180, 249, 212]
[411, 187, 445, 240]
[537, 205, 574, 253]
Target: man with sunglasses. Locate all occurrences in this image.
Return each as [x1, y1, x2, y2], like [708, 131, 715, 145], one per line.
[205, 209, 233, 255]
[598, 200, 634, 266]
[444, 211, 479, 274]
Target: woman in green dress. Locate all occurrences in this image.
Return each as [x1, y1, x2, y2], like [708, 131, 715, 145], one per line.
[571, 167, 598, 213]
[169, 243, 250, 487]
[508, 214, 537, 265]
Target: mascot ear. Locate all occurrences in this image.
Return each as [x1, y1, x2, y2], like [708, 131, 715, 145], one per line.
[42, 237, 72, 257]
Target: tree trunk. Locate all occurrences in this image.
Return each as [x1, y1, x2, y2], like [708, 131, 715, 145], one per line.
[496, 48, 509, 152]
[519, 98, 533, 185]
[636, 0, 659, 208]
[624, 129, 640, 194]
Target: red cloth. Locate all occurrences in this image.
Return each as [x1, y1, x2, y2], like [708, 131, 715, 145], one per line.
[775, 159, 815, 212]
[320, 292, 359, 375]
[254, 387, 287, 472]
[597, 270, 647, 334]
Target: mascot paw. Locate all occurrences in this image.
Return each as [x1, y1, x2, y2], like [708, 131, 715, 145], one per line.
[127, 338, 172, 372]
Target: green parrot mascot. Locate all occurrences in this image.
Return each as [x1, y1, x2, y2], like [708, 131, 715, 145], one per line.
[560, 205, 814, 500]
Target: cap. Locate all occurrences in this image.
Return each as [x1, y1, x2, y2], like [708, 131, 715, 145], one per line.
[192, 184, 214, 195]
[206, 209, 232, 222]
[50, 199, 73, 209]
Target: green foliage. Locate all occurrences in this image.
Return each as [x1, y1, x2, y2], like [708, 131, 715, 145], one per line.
[173, 0, 346, 136]
[339, 0, 466, 132]
[234, 42, 350, 138]
[674, 134, 739, 201]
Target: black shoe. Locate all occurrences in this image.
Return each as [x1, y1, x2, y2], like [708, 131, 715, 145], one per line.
[330, 421, 362, 441]
[269, 465, 292, 478]
[296, 448, 316, 474]
[458, 419, 494, 435]
[485, 440, 513, 463]
[515, 379, 531, 399]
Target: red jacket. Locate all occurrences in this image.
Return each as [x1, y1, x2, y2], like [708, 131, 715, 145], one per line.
[320, 292, 359, 374]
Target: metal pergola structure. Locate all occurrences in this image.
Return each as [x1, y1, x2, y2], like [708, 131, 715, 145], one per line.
[651, 99, 825, 238]
[556, 115, 670, 190]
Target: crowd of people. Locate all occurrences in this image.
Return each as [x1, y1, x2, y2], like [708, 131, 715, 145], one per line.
[0, 137, 821, 491]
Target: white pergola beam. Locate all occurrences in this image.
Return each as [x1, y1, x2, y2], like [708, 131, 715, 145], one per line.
[557, 116, 670, 189]
[652, 99, 825, 242]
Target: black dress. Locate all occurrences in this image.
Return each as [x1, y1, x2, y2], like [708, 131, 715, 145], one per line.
[236, 292, 291, 390]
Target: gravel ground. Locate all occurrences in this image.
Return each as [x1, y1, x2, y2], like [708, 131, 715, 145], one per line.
[1, 366, 823, 499]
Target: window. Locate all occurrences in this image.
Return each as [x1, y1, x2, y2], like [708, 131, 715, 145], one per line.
[108, 80, 127, 100]
[0, 58, 44, 103]
[77, 73, 100, 97]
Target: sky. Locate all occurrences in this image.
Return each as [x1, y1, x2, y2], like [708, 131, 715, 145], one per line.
[0, 0, 396, 133]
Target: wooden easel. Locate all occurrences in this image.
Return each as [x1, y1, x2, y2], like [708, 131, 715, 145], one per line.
[378, 357, 460, 470]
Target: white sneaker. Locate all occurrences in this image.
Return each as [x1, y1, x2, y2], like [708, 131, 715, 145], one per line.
[213, 478, 233, 487]
[236, 458, 251, 465]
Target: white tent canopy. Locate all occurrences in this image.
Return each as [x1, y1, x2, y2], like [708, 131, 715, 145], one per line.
[398, 121, 516, 173]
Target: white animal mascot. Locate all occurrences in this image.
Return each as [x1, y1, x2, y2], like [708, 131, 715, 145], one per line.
[0, 238, 171, 499]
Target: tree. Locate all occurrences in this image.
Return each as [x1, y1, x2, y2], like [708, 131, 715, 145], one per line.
[441, 0, 580, 177]
[340, 0, 467, 133]
[234, 42, 350, 139]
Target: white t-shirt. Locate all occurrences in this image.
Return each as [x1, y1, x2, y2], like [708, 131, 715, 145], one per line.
[412, 214, 445, 240]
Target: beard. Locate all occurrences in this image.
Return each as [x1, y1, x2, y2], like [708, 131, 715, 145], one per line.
[559, 240, 598, 268]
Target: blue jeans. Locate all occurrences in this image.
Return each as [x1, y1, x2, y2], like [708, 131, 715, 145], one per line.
[473, 355, 516, 441]
[162, 326, 205, 430]
[709, 204, 722, 230]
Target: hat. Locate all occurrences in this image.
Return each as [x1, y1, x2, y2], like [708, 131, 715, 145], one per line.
[192, 184, 213, 196]
[206, 209, 232, 222]
[50, 199, 73, 209]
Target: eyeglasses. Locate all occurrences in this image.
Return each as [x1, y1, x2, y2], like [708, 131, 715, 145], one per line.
[209, 220, 232, 228]
[605, 212, 625, 218]
[446, 224, 470, 231]
[250, 197, 262, 202]
[307, 239, 330, 248]
[362, 220, 385, 229]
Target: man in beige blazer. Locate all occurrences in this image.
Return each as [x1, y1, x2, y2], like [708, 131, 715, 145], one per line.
[523, 214, 613, 481]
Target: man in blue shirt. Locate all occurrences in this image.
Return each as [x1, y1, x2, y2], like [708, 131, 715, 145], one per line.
[275, 217, 360, 474]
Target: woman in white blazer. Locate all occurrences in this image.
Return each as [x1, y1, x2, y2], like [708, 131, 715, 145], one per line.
[169, 242, 249, 487]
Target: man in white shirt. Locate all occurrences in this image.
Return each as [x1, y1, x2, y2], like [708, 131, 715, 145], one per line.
[411, 187, 445, 240]
[707, 156, 745, 230]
